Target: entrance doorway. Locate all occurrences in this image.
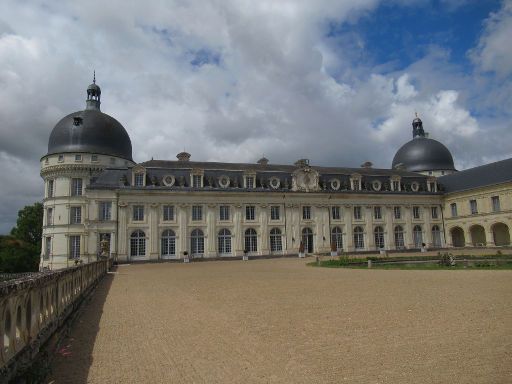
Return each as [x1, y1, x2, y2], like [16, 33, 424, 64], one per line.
[302, 228, 314, 253]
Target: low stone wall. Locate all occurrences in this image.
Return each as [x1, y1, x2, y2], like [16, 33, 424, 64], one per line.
[0, 259, 110, 383]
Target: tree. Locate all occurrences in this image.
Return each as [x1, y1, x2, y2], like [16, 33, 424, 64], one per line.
[0, 236, 40, 273]
[10, 202, 43, 249]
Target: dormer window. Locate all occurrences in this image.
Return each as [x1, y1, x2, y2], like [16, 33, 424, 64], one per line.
[350, 174, 361, 191]
[75, 154, 82, 162]
[427, 177, 437, 192]
[132, 165, 147, 187]
[134, 173, 144, 187]
[390, 176, 401, 191]
[91, 155, 98, 162]
[58, 155, 64, 162]
[191, 169, 204, 188]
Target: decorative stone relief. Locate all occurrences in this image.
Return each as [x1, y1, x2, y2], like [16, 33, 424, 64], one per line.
[292, 166, 320, 192]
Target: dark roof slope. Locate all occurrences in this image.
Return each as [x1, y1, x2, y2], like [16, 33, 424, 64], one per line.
[140, 160, 422, 177]
[438, 157, 512, 193]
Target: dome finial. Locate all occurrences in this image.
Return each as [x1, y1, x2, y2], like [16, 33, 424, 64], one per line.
[86, 73, 101, 110]
[412, 113, 424, 138]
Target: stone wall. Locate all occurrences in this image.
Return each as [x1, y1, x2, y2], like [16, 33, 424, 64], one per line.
[0, 259, 110, 383]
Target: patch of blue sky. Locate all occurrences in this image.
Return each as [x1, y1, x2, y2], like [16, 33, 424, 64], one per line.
[189, 48, 221, 67]
[326, 0, 502, 74]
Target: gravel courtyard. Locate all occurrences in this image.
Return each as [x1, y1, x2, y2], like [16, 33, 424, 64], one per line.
[48, 258, 512, 384]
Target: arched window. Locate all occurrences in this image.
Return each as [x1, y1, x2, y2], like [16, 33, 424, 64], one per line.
[394, 226, 404, 249]
[432, 225, 442, 247]
[270, 228, 282, 252]
[353, 226, 364, 250]
[161, 229, 176, 258]
[244, 228, 257, 253]
[130, 230, 146, 257]
[413, 225, 423, 248]
[218, 229, 232, 255]
[191, 229, 204, 257]
[331, 227, 343, 251]
[374, 226, 384, 249]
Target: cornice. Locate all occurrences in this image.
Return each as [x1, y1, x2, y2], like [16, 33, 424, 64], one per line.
[41, 164, 105, 177]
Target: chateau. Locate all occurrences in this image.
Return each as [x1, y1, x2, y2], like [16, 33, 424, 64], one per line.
[40, 80, 512, 270]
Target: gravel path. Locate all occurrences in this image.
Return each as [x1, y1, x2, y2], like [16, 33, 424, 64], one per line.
[47, 258, 512, 383]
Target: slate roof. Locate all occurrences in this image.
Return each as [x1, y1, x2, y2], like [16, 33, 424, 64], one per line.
[139, 160, 423, 177]
[438, 158, 512, 193]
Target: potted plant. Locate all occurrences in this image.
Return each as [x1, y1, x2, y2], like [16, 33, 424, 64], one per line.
[298, 241, 305, 258]
[330, 241, 338, 257]
[243, 249, 249, 261]
[183, 251, 189, 263]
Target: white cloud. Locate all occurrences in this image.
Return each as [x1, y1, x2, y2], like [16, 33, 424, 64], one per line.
[470, 0, 512, 77]
[0, 0, 508, 233]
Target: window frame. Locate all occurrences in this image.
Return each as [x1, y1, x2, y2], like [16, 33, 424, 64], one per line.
[99, 201, 112, 221]
[373, 206, 382, 220]
[70, 206, 82, 224]
[219, 205, 230, 221]
[353, 206, 362, 220]
[491, 196, 500, 212]
[302, 206, 312, 220]
[331, 206, 341, 220]
[270, 205, 280, 221]
[71, 178, 83, 196]
[69, 235, 80, 259]
[133, 205, 145, 221]
[245, 205, 256, 221]
[163, 205, 174, 221]
[192, 205, 203, 221]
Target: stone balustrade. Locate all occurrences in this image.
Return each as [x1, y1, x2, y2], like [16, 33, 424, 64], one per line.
[0, 259, 110, 382]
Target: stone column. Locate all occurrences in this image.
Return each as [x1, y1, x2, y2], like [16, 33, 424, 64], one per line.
[178, 204, 188, 257]
[365, 205, 374, 251]
[423, 205, 432, 247]
[207, 204, 216, 257]
[117, 203, 128, 261]
[485, 223, 495, 247]
[385, 205, 394, 250]
[344, 204, 353, 251]
[404, 206, 413, 248]
[149, 203, 159, 260]
[233, 204, 243, 256]
[260, 204, 269, 254]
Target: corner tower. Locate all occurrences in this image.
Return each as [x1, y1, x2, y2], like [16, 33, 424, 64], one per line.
[392, 115, 456, 176]
[40, 76, 135, 270]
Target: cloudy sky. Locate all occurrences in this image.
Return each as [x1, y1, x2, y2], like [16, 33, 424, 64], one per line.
[0, 0, 511, 234]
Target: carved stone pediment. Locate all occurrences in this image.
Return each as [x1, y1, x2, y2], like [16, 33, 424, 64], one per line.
[292, 167, 320, 192]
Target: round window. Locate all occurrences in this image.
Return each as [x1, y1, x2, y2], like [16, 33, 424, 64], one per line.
[218, 175, 230, 188]
[411, 182, 419, 192]
[162, 174, 175, 187]
[330, 178, 340, 191]
[269, 177, 281, 189]
[372, 180, 381, 191]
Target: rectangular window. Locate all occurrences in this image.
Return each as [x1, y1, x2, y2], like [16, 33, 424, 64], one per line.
[352, 179, 360, 191]
[270, 206, 280, 220]
[44, 237, 51, 260]
[193, 175, 202, 188]
[163, 205, 174, 221]
[47, 208, 53, 226]
[192, 205, 202, 221]
[246, 205, 255, 220]
[492, 196, 500, 212]
[69, 236, 80, 259]
[413, 206, 420, 219]
[71, 178, 83, 196]
[332, 206, 341, 220]
[134, 173, 144, 187]
[91, 154, 98, 162]
[303, 206, 311, 220]
[75, 154, 82, 162]
[219, 205, 230, 221]
[450, 203, 458, 217]
[246, 176, 255, 189]
[70, 206, 81, 224]
[47, 179, 54, 198]
[470, 199, 478, 214]
[58, 155, 64, 162]
[133, 205, 144, 221]
[99, 202, 112, 221]
[431, 206, 438, 219]
[353, 206, 362, 220]
[394, 206, 401, 219]
[373, 206, 382, 220]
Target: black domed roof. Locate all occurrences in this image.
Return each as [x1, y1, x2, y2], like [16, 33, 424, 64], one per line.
[392, 137, 455, 173]
[47, 109, 133, 161]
